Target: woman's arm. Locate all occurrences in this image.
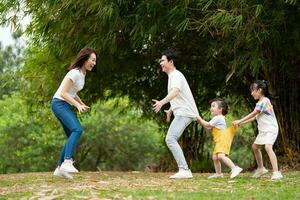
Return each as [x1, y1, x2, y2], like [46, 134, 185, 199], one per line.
[60, 79, 89, 113]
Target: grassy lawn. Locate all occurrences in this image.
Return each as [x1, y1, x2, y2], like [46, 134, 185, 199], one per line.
[0, 171, 299, 199]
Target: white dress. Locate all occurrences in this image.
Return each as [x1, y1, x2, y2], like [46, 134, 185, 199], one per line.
[254, 97, 279, 145]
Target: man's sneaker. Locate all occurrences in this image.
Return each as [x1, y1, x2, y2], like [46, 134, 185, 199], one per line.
[271, 171, 283, 180]
[230, 166, 243, 178]
[169, 169, 193, 179]
[60, 160, 79, 173]
[53, 167, 73, 179]
[252, 167, 268, 178]
[208, 173, 224, 179]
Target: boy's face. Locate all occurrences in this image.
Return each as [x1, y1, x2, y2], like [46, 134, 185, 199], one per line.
[210, 101, 223, 116]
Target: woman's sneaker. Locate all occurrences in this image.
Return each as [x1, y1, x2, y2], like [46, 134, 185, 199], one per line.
[208, 173, 224, 179]
[252, 167, 268, 178]
[271, 171, 283, 180]
[230, 166, 243, 178]
[169, 169, 193, 179]
[60, 160, 79, 173]
[53, 167, 73, 179]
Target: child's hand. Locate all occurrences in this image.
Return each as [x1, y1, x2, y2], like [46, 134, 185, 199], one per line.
[196, 116, 202, 124]
[232, 120, 241, 126]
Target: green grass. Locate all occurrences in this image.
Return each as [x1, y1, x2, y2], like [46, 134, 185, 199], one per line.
[0, 171, 299, 199]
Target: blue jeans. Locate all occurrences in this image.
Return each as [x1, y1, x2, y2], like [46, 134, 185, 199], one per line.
[165, 115, 193, 170]
[51, 98, 83, 166]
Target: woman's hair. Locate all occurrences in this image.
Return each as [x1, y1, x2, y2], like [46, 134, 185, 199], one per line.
[210, 98, 228, 115]
[250, 80, 270, 98]
[69, 47, 97, 70]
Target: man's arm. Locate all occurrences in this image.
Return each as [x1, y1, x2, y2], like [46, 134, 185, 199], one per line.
[152, 88, 179, 113]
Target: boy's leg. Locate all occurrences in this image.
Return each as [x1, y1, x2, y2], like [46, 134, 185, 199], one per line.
[252, 143, 264, 168]
[217, 153, 235, 169]
[264, 144, 279, 172]
[165, 116, 192, 170]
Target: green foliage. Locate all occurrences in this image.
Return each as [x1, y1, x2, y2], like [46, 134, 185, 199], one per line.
[78, 97, 164, 171]
[0, 94, 164, 173]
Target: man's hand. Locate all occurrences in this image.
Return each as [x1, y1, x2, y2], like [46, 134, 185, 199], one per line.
[164, 109, 172, 122]
[152, 99, 164, 113]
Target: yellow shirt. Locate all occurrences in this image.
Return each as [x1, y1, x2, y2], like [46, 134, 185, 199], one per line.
[212, 125, 238, 155]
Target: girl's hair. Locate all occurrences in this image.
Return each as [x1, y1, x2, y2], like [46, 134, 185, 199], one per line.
[210, 98, 228, 115]
[69, 47, 97, 70]
[250, 80, 270, 98]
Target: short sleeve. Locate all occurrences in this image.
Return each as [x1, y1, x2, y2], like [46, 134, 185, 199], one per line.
[255, 97, 272, 114]
[209, 117, 220, 127]
[66, 69, 79, 83]
[169, 72, 182, 91]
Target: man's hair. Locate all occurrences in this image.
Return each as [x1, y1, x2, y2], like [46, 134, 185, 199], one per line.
[209, 98, 228, 115]
[162, 49, 178, 67]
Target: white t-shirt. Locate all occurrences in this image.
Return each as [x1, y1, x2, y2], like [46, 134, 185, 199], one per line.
[209, 115, 227, 130]
[168, 69, 199, 119]
[53, 68, 85, 101]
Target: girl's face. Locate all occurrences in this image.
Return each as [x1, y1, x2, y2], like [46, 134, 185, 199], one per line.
[83, 53, 97, 71]
[251, 87, 263, 100]
[210, 102, 223, 116]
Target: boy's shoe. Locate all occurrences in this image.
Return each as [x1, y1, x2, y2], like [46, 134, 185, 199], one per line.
[252, 167, 268, 178]
[60, 160, 79, 173]
[53, 167, 73, 179]
[230, 166, 243, 178]
[271, 171, 283, 180]
[208, 173, 224, 179]
[169, 169, 193, 179]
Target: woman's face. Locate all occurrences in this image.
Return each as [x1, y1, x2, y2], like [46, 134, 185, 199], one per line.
[83, 53, 96, 71]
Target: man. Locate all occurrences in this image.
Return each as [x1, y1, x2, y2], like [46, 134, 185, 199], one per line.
[153, 49, 199, 179]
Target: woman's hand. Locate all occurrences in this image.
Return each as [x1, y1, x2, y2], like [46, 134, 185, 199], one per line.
[76, 104, 90, 114]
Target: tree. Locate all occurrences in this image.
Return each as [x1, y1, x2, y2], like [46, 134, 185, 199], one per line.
[1, 0, 299, 167]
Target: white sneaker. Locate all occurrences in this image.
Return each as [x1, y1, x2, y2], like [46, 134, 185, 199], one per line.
[230, 166, 243, 178]
[252, 167, 268, 178]
[60, 160, 79, 173]
[169, 169, 193, 179]
[271, 171, 283, 180]
[208, 173, 224, 179]
[53, 167, 73, 179]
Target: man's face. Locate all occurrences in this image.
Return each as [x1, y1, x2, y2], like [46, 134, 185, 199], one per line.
[159, 55, 171, 73]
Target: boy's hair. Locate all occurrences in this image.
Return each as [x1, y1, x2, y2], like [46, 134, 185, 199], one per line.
[209, 98, 228, 115]
[162, 49, 178, 67]
[250, 80, 270, 98]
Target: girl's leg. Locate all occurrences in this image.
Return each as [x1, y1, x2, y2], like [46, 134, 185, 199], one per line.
[252, 143, 264, 168]
[264, 144, 279, 172]
[212, 154, 222, 174]
[217, 153, 235, 169]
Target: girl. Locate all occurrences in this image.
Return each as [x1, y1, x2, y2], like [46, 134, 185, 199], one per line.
[51, 48, 97, 179]
[232, 80, 283, 180]
[197, 98, 242, 179]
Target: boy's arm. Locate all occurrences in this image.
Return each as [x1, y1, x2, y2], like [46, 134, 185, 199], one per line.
[197, 116, 213, 130]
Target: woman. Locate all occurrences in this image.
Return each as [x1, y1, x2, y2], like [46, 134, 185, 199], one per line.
[51, 47, 97, 179]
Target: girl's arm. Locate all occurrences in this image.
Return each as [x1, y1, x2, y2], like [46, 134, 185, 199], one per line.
[60, 79, 89, 113]
[197, 116, 213, 130]
[240, 116, 256, 125]
[232, 109, 260, 126]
